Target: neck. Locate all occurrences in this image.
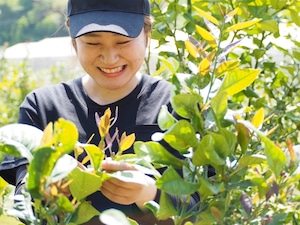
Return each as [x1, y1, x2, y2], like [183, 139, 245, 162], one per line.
[82, 73, 142, 105]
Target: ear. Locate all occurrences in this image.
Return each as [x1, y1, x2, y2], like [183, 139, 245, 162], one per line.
[72, 38, 77, 52]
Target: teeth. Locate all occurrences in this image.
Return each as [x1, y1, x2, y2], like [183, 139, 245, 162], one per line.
[100, 66, 123, 74]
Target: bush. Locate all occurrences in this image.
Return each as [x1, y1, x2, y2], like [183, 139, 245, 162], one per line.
[0, 0, 300, 224]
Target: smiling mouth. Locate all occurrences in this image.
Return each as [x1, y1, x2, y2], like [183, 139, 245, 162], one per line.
[99, 66, 125, 74]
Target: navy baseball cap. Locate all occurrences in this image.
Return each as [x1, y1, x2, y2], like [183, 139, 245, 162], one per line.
[67, 0, 150, 38]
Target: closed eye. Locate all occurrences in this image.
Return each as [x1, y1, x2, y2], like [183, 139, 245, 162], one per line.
[117, 40, 131, 45]
[86, 42, 100, 46]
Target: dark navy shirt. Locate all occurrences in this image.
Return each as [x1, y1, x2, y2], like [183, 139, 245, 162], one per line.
[0, 74, 198, 225]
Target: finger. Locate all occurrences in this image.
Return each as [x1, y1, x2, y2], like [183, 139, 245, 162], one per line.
[101, 180, 139, 205]
[101, 160, 135, 172]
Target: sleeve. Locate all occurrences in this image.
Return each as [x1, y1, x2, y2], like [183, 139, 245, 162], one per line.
[18, 92, 44, 130]
[0, 93, 40, 185]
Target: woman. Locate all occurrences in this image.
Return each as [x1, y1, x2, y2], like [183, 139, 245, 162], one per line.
[0, 0, 199, 224]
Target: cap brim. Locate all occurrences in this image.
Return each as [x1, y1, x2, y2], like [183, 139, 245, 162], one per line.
[69, 11, 145, 38]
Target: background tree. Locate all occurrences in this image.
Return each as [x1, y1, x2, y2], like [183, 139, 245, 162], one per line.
[0, 0, 67, 46]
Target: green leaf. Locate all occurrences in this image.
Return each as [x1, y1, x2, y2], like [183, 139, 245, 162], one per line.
[171, 93, 203, 119]
[252, 48, 266, 60]
[236, 155, 266, 171]
[144, 200, 160, 219]
[208, 133, 230, 159]
[292, 50, 300, 62]
[69, 201, 100, 224]
[164, 120, 198, 153]
[256, 20, 279, 33]
[156, 167, 200, 195]
[68, 167, 103, 201]
[0, 123, 43, 161]
[56, 194, 75, 213]
[157, 191, 178, 220]
[78, 143, 104, 172]
[134, 141, 185, 168]
[236, 122, 250, 153]
[218, 68, 260, 96]
[289, 8, 300, 26]
[48, 154, 78, 184]
[158, 105, 177, 130]
[48, 118, 79, 154]
[193, 135, 225, 167]
[239, 120, 286, 178]
[259, 135, 286, 178]
[211, 92, 228, 122]
[100, 209, 137, 225]
[0, 138, 33, 162]
[215, 128, 237, 157]
[27, 146, 57, 198]
[0, 215, 24, 225]
[270, 0, 287, 9]
[0, 123, 43, 153]
[198, 177, 224, 198]
[27, 119, 79, 198]
[114, 155, 161, 177]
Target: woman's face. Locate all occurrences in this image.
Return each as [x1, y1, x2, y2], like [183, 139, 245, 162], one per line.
[74, 30, 147, 91]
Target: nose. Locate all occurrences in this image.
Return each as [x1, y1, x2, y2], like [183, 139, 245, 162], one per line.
[99, 47, 119, 64]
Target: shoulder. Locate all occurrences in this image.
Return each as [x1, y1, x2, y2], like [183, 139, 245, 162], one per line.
[25, 77, 82, 100]
[141, 74, 171, 95]
[142, 73, 171, 87]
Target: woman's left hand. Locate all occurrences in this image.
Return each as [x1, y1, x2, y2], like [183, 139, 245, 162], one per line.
[100, 159, 157, 210]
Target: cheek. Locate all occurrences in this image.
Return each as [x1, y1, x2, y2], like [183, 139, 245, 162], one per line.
[76, 45, 96, 64]
[132, 40, 147, 62]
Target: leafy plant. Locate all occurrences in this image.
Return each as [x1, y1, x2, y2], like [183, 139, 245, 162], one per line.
[0, 109, 153, 225]
[137, 1, 300, 224]
[1, 0, 300, 225]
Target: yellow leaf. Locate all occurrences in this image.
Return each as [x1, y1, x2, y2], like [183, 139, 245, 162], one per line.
[216, 60, 240, 77]
[286, 137, 295, 164]
[198, 50, 216, 76]
[99, 108, 111, 138]
[196, 25, 217, 47]
[41, 122, 54, 146]
[225, 8, 239, 21]
[193, 6, 219, 26]
[210, 206, 223, 222]
[81, 155, 90, 165]
[207, 49, 216, 61]
[198, 58, 211, 76]
[226, 18, 262, 32]
[251, 108, 264, 129]
[185, 40, 199, 58]
[50, 185, 58, 197]
[265, 125, 278, 136]
[119, 133, 136, 152]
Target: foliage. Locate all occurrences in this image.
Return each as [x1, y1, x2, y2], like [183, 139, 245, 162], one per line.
[139, 0, 300, 224]
[0, 57, 78, 126]
[0, 109, 153, 224]
[146, 0, 300, 145]
[0, 58, 36, 126]
[0, 0, 300, 225]
[0, 0, 68, 46]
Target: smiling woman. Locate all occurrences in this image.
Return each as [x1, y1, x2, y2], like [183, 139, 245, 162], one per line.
[0, 0, 199, 225]
[75, 31, 147, 105]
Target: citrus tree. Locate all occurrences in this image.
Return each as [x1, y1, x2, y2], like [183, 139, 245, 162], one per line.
[138, 0, 300, 224]
[1, 0, 300, 225]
